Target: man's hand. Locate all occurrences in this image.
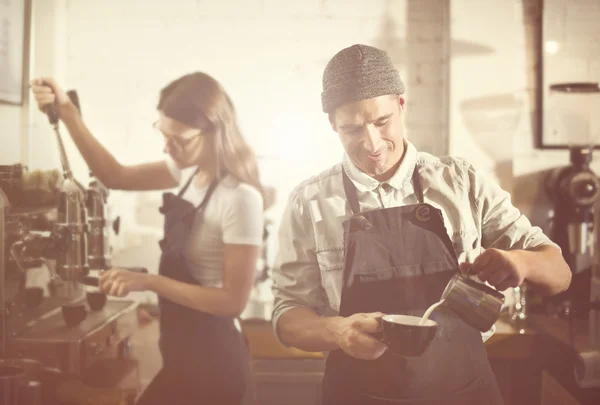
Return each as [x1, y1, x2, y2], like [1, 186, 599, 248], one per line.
[328, 312, 387, 360]
[460, 248, 527, 291]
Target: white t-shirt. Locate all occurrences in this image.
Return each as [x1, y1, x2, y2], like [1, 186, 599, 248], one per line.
[165, 158, 264, 287]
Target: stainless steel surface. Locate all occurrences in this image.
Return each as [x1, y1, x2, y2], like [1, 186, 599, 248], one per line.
[86, 177, 111, 270]
[9, 234, 59, 286]
[50, 112, 90, 282]
[10, 299, 138, 374]
[1, 188, 8, 358]
[51, 125, 73, 181]
[0, 358, 44, 375]
[19, 380, 41, 405]
[55, 180, 89, 282]
[0, 364, 25, 405]
[509, 284, 528, 325]
[441, 273, 505, 332]
[49, 280, 85, 301]
[6, 295, 75, 336]
[567, 222, 590, 255]
[5, 195, 90, 285]
[6, 206, 55, 218]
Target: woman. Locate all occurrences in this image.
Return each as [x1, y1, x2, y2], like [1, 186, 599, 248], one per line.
[31, 72, 264, 405]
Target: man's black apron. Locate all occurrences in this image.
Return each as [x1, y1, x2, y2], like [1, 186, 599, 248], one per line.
[322, 167, 505, 405]
[136, 169, 248, 405]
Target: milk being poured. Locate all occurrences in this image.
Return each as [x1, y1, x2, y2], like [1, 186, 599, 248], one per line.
[419, 299, 446, 325]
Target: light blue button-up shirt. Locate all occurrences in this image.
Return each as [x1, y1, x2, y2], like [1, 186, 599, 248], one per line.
[271, 141, 556, 343]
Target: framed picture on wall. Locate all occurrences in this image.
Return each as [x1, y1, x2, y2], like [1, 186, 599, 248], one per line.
[538, 0, 600, 149]
[0, 0, 30, 105]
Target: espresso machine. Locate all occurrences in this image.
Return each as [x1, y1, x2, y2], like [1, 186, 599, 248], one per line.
[546, 145, 600, 283]
[544, 83, 600, 319]
[0, 92, 141, 404]
[541, 83, 600, 390]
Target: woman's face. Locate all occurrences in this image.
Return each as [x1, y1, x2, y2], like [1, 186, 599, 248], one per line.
[155, 112, 211, 169]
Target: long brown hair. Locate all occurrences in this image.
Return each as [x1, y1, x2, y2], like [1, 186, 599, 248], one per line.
[157, 72, 264, 204]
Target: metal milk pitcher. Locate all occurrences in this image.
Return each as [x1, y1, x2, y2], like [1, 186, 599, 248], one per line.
[441, 272, 506, 332]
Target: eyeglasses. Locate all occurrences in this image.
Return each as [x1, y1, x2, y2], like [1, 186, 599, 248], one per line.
[153, 121, 202, 152]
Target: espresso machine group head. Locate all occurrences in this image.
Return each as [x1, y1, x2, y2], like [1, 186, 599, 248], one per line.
[44, 91, 90, 283]
[10, 89, 130, 292]
[86, 172, 119, 271]
[47, 90, 118, 273]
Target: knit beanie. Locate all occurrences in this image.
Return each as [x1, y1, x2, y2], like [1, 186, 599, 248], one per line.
[321, 44, 405, 113]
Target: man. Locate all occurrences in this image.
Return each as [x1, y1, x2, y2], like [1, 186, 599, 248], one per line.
[271, 44, 571, 405]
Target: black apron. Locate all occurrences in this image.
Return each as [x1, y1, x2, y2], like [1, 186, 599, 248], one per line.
[322, 167, 505, 405]
[136, 169, 248, 405]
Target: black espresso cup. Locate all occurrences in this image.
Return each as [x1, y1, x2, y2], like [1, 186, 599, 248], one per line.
[379, 315, 438, 357]
[86, 291, 107, 311]
[61, 304, 87, 327]
[24, 287, 44, 309]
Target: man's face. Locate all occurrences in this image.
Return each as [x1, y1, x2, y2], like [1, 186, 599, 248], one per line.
[331, 95, 405, 181]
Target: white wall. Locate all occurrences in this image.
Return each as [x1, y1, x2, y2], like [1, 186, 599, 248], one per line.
[450, 0, 522, 190]
[0, 105, 23, 165]
[0, 0, 28, 166]
[541, 0, 600, 147]
[49, 0, 450, 272]
[450, 0, 600, 229]
[512, 0, 600, 228]
[0, 0, 72, 171]
[7, 0, 600, 275]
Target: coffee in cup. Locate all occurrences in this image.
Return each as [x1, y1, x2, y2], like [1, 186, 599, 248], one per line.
[379, 314, 438, 357]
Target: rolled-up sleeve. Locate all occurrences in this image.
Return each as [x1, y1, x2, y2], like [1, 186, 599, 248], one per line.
[271, 191, 328, 345]
[468, 165, 558, 251]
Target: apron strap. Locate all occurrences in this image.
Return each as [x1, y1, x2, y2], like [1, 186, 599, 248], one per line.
[342, 169, 361, 215]
[412, 165, 424, 204]
[342, 163, 425, 215]
[194, 177, 219, 213]
[177, 166, 221, 216]
[177, 166, 201, 198]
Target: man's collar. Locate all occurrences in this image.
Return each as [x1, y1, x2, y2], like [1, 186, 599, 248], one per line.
[342, 140, 418, 192]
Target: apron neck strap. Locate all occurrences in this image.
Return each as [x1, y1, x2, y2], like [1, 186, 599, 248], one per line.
[177, 166, 201, 198]
[195, 177, 219, 213]
[342, 169, 361, 216]
[342, 164, 424, 215]
[177, 166, 221, 213]
[412, 166, 424, 204]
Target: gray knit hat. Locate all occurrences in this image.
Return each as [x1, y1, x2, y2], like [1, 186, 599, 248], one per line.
[321, 44, 405, 113]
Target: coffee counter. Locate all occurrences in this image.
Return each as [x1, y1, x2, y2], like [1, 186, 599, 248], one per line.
[476, 313, 599, 405]
[241, 313, 600, 405]
[125, 311, 599, 405]
[485, 312, 596, 357]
